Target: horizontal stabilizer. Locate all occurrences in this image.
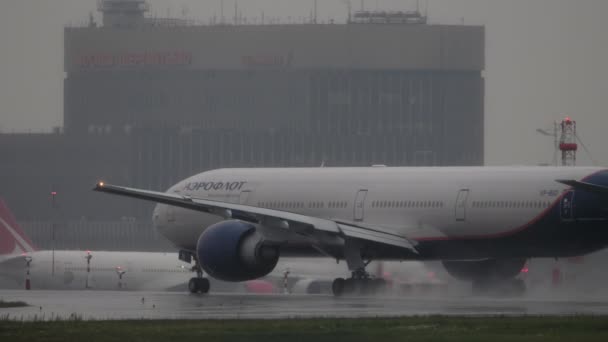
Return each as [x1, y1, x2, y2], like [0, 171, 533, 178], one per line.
[556, 179, 608, 195]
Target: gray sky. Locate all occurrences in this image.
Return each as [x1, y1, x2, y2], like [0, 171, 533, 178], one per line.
[1, 0, 607, 166]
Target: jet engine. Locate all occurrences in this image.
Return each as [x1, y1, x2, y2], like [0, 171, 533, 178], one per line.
[196, 220, 279, 282]
[442, 258, 526, 282]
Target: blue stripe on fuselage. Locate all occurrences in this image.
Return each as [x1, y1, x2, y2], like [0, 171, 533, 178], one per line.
[410, 170, 608, 260]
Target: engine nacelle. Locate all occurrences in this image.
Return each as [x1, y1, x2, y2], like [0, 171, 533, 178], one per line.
[196, 220, 279, 282]
[442, 258, 526, 282]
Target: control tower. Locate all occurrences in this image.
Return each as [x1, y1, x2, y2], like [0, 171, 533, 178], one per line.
[97, 0, 149, 28]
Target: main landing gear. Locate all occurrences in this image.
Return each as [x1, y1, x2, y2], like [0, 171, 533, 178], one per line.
[331, 239, 387, 296]
[188, 255, 210, 294]
[332, 269, 387, 296]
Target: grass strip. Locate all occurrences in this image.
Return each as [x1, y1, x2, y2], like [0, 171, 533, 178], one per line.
[2, 316, 608, 342]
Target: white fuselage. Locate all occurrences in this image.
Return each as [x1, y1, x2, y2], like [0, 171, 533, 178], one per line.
[153, 166, 608, 260]
[0, 251, 191, 291]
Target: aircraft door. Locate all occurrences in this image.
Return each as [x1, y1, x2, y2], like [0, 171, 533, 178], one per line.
[455, 189, 470, 222]
[560, 191, 574, 221]
[353, 190, 368, 221]
[239, 190, 252, 205]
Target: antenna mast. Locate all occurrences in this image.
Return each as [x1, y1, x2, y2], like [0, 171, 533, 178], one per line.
[558, 117, 578, 166]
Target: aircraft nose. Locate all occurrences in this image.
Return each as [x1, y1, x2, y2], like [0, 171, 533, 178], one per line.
[152, 204, 166, 232]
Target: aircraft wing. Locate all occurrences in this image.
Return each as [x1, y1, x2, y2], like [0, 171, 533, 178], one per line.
[93, 183, 418, 252]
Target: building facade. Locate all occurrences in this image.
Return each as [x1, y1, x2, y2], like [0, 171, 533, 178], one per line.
[0, 8, 484, 250]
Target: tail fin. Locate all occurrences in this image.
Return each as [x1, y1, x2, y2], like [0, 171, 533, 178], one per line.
[0, 199, 36, 255]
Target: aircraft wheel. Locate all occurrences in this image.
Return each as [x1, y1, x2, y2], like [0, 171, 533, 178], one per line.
[188, 278, 199, 293]
[332, 278, 346, 297]
[200, 278, 210, 294]
[359, 278, 374, 295]
[189, 277, 210, 294]
[344, 278, 356, 294]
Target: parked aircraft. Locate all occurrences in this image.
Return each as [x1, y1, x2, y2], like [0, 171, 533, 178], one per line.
[0, 199, 191, 290]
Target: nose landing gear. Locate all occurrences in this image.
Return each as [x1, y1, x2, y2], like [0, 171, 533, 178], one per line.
[188, 254, 210, 294]
[188, 277, 210, 294]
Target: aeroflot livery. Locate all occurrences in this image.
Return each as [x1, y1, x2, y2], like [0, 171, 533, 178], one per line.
[94, 166, 608, 295]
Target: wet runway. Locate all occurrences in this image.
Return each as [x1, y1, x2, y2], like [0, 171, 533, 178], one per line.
[3, 290, 608, 320]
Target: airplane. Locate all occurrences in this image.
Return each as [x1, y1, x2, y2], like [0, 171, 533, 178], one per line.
[93, 166, 608, 296]
[2, 198, 431, 294]
[0, 199, 192, 291]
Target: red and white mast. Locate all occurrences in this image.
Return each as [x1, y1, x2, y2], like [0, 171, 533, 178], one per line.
[558, 117, 577, 166]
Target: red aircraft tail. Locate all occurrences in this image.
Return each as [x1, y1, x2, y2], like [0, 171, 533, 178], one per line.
[0, 199, 37, 255]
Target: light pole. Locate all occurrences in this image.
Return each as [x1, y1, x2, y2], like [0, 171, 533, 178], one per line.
[50, 190, 58, 277]
[24, 255, 32, 290]
[116, 266, 127, 289]
[85, 251, 93, 289]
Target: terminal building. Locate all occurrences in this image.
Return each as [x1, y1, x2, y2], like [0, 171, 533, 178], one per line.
[0, 0, 485, 250]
